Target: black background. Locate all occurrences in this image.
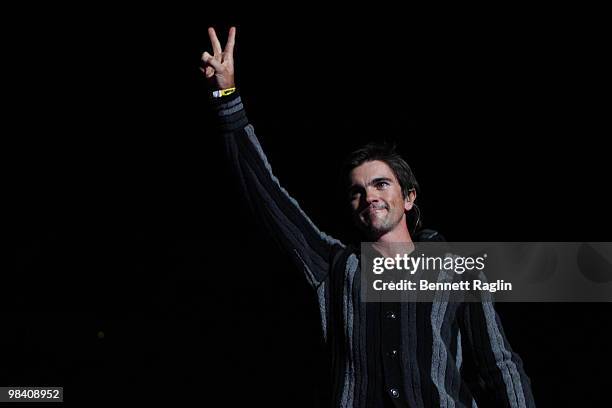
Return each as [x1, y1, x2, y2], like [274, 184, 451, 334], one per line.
[4, 3, 611, 407]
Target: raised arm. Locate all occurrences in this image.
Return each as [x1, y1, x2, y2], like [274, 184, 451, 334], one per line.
[202, 27, 344, 288]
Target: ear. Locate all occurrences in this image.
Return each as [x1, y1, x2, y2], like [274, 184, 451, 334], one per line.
[404, 189, 417, 212]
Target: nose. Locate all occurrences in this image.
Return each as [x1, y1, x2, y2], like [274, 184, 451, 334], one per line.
[364, 187, 380, 205]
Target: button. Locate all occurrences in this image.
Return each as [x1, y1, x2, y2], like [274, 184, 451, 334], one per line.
[385, 311, 397, 320]
[387, 349, 398, 357]
[389, 388, 400, 398]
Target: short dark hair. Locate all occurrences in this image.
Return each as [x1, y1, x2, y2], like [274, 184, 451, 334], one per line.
[342, 142, 422, 233]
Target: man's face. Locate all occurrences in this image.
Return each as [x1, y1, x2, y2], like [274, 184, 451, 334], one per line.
[348, 160, 413, 240]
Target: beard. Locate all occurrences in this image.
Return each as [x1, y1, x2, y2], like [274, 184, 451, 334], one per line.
[355, 202, 404, 240]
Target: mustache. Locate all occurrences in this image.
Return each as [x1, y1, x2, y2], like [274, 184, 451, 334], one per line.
[360, 202, 389, 215]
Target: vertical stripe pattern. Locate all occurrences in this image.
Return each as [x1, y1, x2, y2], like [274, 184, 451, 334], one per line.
[217, 93, 536, 407]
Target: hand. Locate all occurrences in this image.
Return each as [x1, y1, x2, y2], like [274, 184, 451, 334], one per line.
[201, 27, 236, 90]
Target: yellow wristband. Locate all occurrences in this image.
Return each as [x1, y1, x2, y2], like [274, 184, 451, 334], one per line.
[212, 87, 236, 98]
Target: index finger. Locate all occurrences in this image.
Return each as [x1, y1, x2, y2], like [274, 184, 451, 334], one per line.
[224, 26, 236, 56]
[208, 27, 223, 55]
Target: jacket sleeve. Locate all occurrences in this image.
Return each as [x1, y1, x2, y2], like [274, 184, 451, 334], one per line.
[458, 297, 536, 408]
[212, 92, 345, 288]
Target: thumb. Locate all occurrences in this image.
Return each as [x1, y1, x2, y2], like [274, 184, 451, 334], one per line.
[199, 66, 215, 79]
[202, 51, 223, 71]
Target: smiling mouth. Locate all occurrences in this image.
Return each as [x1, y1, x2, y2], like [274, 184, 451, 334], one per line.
[361, 205, 388, 217]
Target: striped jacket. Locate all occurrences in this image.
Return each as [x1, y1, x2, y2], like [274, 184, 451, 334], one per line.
[213, 92, 536, 407]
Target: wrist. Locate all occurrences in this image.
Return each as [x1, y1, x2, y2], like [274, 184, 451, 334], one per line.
[212, 86, 237, 98]
[210, 89, 248, 133]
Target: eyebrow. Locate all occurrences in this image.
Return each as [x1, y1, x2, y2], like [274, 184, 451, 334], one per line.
[348, 177, 394, 192]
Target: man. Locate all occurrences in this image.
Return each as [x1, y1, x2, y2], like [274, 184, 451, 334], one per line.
[203, 26, 535, 408]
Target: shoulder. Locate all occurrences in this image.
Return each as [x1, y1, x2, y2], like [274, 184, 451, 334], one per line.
[415, 228, 446, 242]
[329, 243, 358, 271]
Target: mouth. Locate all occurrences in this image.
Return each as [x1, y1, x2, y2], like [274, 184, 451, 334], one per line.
[360, 204, 388, 218]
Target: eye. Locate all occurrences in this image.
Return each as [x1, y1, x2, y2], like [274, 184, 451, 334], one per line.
[375, 181, 390, 189]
